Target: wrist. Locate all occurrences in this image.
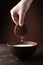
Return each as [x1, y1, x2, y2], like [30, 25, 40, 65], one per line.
[21, 0, 33, 14]
[21, 0, 31, 1]
[21, 0, 33, 2]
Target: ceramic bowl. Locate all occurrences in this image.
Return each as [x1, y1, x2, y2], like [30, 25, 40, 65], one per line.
[7, 41, 38, 60]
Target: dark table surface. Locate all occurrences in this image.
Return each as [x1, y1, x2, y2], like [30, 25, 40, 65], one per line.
[0, 44, 43, 65]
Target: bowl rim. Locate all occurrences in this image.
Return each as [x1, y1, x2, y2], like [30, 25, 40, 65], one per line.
[7, 41, 38, 47]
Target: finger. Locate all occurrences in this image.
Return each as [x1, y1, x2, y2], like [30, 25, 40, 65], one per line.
[13, 12, 19, 25]
[10, 10, 19, 25]
[19, 14, 24, 26]
[11, 13, 18, 25]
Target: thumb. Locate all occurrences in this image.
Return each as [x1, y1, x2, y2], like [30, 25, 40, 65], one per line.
[19, 14, 25, 26]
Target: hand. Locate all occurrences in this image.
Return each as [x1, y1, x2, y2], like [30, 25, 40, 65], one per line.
[10, 0, 33, 26]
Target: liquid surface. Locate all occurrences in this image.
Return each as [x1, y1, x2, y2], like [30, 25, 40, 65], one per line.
[14, 44, 34, 47]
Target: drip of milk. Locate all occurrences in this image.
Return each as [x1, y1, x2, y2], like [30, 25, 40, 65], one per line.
[21, 37, 23, 42]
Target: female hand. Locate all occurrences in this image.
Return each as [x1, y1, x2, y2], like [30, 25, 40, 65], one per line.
[10, 0, 33, 26]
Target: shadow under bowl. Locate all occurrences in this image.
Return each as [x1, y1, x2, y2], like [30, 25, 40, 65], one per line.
[7, 41, 38, 60]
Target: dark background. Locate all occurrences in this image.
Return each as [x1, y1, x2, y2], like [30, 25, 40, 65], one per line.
[0, 0, 43, 44]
